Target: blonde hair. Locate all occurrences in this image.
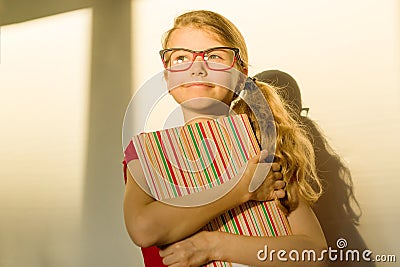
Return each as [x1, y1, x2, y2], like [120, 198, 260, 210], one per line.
[233, 80, 322, 213]
[163, 10, 322, 213]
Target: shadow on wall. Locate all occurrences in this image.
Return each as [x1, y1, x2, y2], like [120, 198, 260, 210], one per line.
[0, 0, 92, 25]
[255, 70, 375, 267]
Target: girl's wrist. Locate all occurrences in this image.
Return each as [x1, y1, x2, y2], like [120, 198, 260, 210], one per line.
[233, 171, 252, 204]
[206, 231, 227, 262]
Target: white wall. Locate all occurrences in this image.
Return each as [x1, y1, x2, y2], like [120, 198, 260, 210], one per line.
[132, 0, 400, 266]
[0, 9, 91, 266]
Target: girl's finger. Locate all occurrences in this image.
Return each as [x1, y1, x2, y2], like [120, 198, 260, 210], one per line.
[274, 189, 286, 199]
[159, 246, 174, 258]
[161, 253, 178, 266]
[273, 171, 283, 180]
[271, 162, 282, 172]
[274, 180, 286, 190]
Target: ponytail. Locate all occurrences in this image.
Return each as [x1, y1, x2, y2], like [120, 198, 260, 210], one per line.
[232, 80, 322, 213]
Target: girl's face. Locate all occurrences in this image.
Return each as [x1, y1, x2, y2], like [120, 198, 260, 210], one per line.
[165, 27, 237, 111]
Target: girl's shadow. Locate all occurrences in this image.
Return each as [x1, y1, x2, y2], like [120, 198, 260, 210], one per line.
[255, 70, 375, 267]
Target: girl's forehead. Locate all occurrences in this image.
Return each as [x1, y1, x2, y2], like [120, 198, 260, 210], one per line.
[167, 27, 227, 49]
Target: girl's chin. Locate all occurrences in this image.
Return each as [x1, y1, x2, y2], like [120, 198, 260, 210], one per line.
[179, 97, 231, 112]
[171, 91, 234, 106]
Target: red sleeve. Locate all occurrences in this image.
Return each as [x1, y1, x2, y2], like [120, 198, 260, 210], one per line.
[122, 140, 138, 184]
[141, 247, 167, 267]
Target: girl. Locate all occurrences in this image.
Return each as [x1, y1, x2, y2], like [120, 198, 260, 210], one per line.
[124, 10, 326, 267]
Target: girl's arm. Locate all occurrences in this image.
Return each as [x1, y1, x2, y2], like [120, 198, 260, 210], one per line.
[160, 198, 327, 267]
[123, 154, 285, 248]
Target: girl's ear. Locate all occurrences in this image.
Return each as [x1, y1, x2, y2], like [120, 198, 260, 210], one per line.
[242, 67, 248, 76]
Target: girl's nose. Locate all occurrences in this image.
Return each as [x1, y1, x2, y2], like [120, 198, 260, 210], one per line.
[190, 58, 208, 77]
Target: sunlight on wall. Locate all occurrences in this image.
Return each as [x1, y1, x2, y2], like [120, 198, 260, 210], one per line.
[132, 1, 400, 266]
[0, 9, 92, 266]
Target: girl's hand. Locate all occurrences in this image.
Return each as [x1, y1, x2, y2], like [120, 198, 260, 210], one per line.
[243, 152, 286, 202]
[159, 231, 217, 267]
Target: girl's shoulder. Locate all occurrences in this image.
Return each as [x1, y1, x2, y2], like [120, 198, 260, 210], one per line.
[122, 140, 138, 184]
[124, 140, 138, 163]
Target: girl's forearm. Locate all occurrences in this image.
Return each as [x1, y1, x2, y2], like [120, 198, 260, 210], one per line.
[124, 175, 250, 247]
[146, 187, 248, 245]
[211, 232, 328, 267]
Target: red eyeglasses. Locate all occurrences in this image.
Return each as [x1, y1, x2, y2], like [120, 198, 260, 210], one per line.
[159, 46, 243, 72]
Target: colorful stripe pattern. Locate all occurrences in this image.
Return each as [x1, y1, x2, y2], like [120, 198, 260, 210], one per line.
[132, 114, 259, 200]
[132, 114, 291, 267]
[203, 201, 292, 267]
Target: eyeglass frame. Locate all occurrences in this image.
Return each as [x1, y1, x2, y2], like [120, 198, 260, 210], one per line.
[159, 46, 244, 72]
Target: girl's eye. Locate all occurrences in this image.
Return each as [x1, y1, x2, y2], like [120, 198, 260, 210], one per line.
[205, 53, 223, 61]
[173, 55, 189, 64]
[175, 56, 188, 63]
[170, 51, 192, 65]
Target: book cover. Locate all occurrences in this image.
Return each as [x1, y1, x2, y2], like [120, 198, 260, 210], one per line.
[132, 114, 291, 267]
[132, 114, 259, 201]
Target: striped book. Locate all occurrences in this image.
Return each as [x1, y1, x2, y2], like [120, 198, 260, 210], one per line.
[132, 114, 291, 266]
[203, 201, 291, 267]
[132, 114, 260, 200]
